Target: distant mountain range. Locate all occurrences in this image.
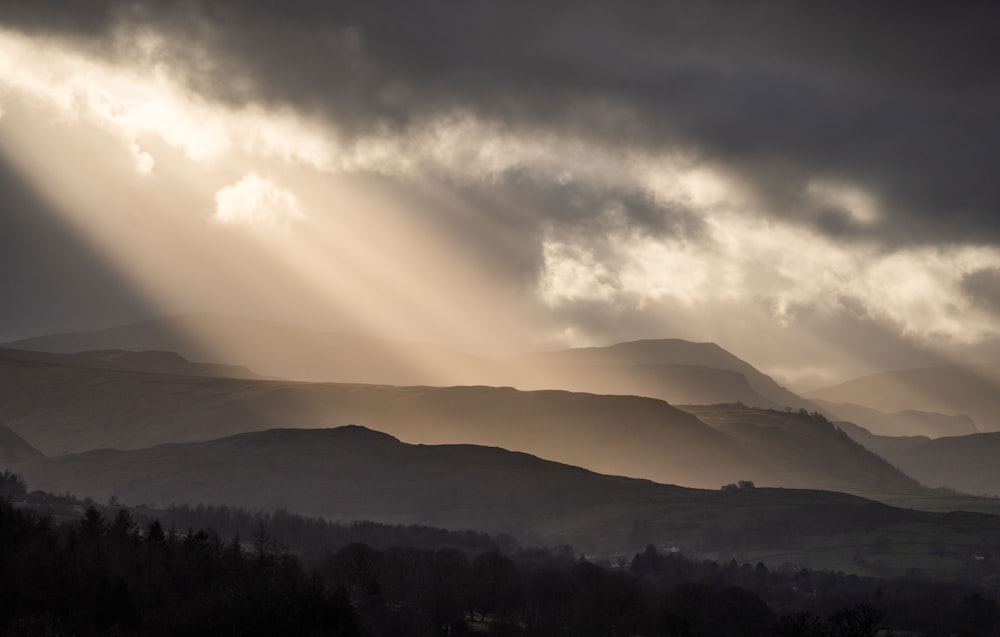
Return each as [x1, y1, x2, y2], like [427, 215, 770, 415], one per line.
[6, 313, 808, 410]
[813, 399, 979, 438]
[0, 346, 266, 380]
[836, 421, 1000, 497]
[809, 364, 1000, 432]
[0, 347, 919, 494]
[3, 424, 985, 569]
[510, 339, 809, 409]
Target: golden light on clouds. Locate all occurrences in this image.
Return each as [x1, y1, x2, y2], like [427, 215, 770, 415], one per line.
[3, 22, 1000, 385]
[540, 207, 1000, 346]
[214, 174, 304, 228]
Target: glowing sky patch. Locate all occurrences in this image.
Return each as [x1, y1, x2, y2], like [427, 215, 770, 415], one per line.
[2, 5, 999, 384]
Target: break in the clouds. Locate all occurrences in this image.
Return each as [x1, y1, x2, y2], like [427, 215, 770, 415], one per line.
[1, 0, 999, 383]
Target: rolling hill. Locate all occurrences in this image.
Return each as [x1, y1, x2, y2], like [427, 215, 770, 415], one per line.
[5, 425, 997, 575]
[6, 313, 808, 409]
[0, 348, 915, 494]
[809, 364, 1000, 432]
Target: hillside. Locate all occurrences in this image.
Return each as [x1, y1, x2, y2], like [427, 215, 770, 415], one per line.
[808, 364, 1000, 432]
[836, 422, 1000, 497]
[0, 348, 915, 494]
[680, 405, 922, 494]
[6, 313, 809, 409]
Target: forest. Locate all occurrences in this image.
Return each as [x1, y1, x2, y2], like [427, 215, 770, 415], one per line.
[4, 472, 1000, 636]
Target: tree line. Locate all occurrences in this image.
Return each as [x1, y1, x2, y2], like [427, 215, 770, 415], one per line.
[4, 472, 1000, 635]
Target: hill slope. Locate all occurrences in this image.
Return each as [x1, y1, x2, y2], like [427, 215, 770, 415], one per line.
[0, 348, 913, 494]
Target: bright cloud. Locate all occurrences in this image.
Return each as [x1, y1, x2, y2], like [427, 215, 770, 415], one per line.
[540, 210, 1000, 344]
[0, 28, 338, 175]
[214, 174, 304, 228]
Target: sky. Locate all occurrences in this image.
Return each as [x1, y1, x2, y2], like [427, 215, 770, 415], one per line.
[1, 1, 999, 389]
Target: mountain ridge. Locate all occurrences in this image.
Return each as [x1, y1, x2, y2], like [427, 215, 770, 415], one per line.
[5, 313, 809, 409]
[0, 347, 920, 495]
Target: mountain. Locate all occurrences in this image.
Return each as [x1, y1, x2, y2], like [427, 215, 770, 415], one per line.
[680, 405, 922, 494]
[813, 399, 979, 438]
[6, 313, 809, 409]
[0, 348, 914, 494]
[509, 340, 811, 409]
[5, 313, 491, 387]
[0, 423, 42, 464]
[836, 421, 1000, 497]
[808, 364, 1000, 432]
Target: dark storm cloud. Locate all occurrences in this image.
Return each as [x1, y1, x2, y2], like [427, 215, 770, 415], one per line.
[962, 268, 1000, 317]
[3, 0, 1000, 246]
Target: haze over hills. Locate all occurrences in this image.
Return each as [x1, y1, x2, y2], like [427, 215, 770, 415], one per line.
[5, 313, 487, 387]
[0, 347, 918, 494]
[836, 421, 1000, 498]
[3, 424, 985, 572]
[6, 313, 806, 410]
[813, 399, 979, 438]
[0, 346, 266, 380]
[809, 364, 1000, 432]
[510, 340, 810, 410]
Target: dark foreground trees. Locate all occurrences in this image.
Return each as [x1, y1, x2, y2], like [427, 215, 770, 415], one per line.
[4, 492, 1000, 636]
[0, 501, 359, 636]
